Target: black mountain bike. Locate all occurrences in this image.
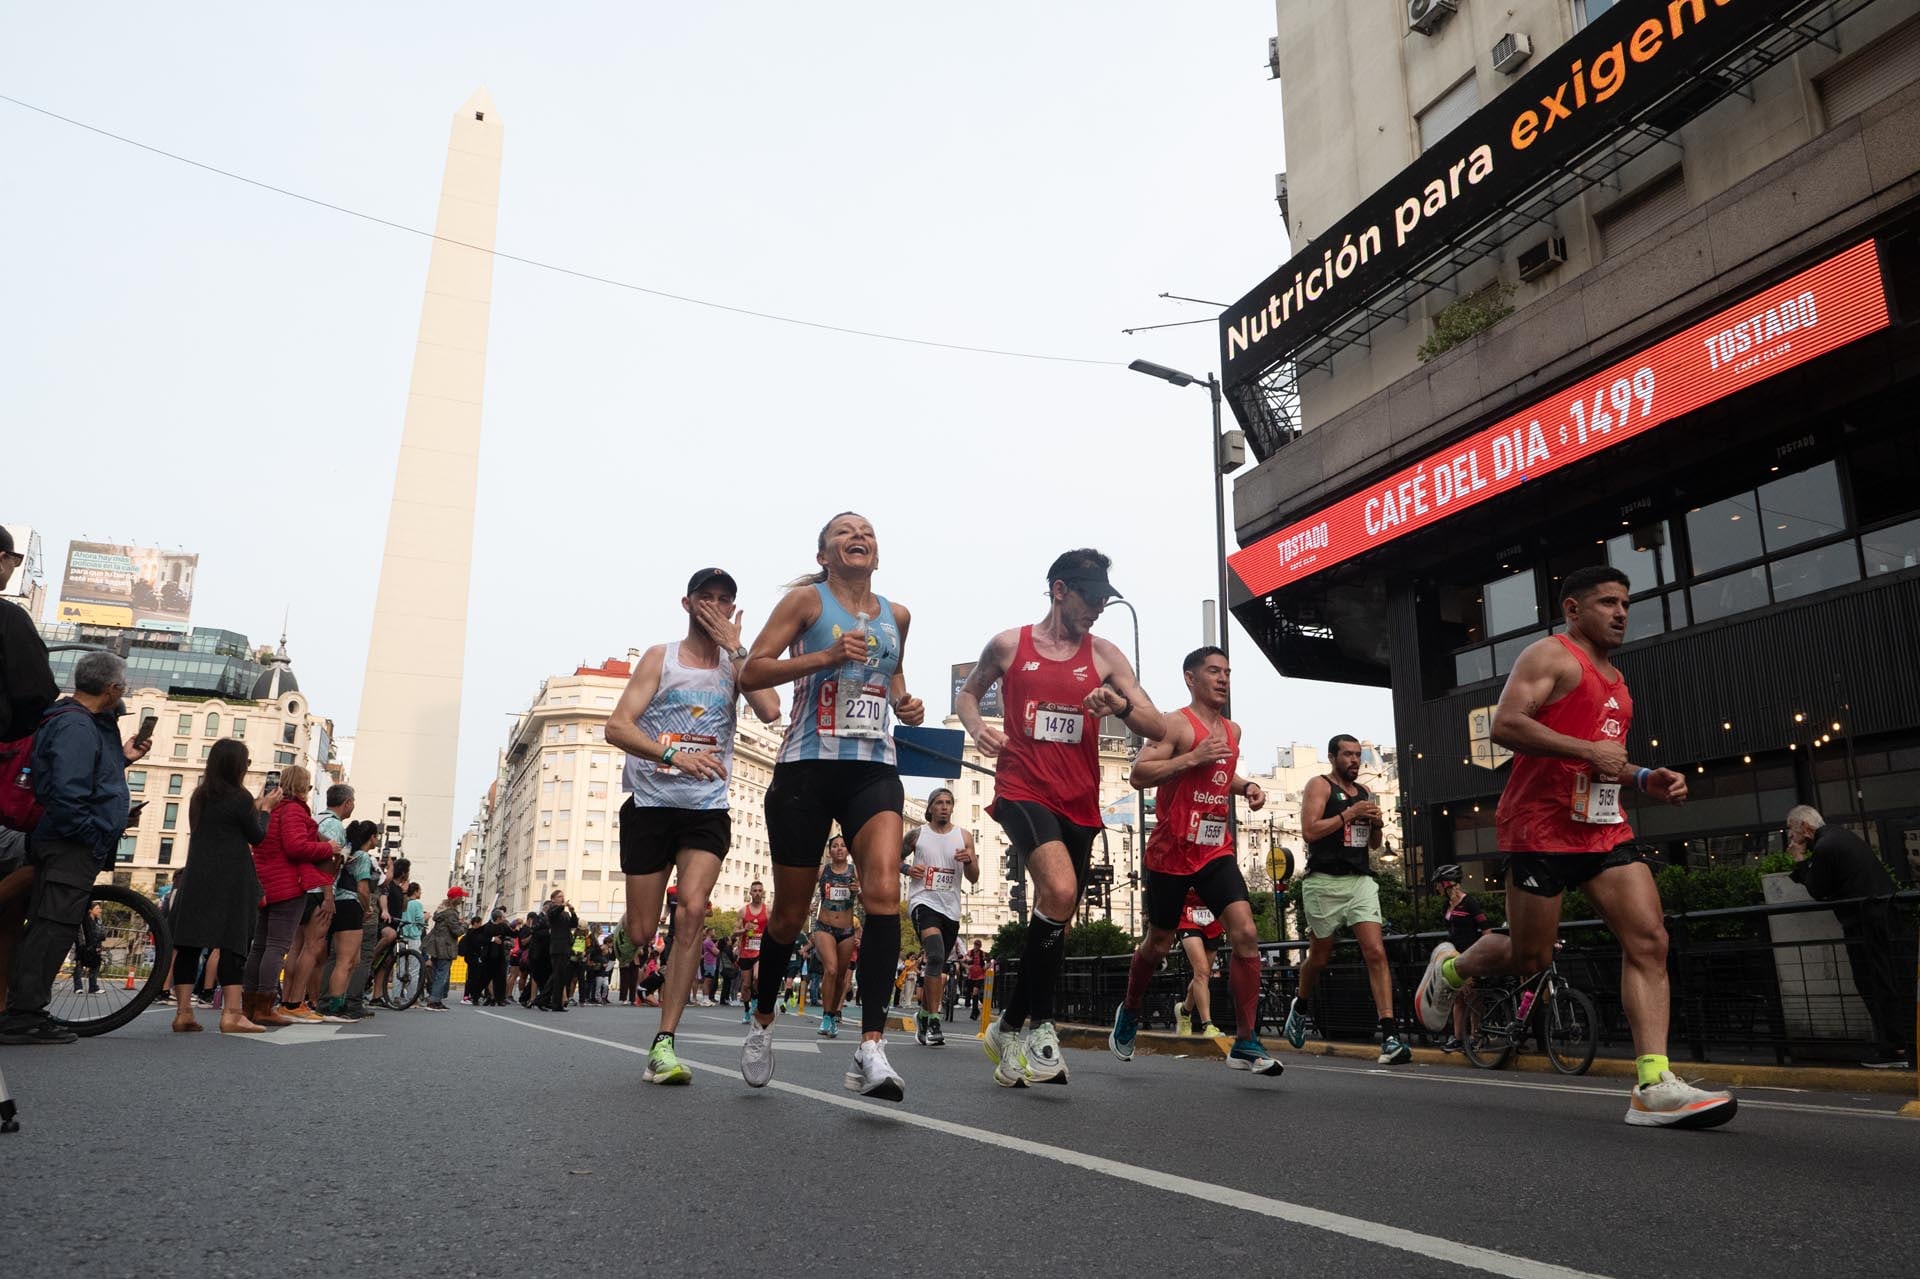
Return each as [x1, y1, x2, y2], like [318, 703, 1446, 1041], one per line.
[46, 883, 172, 1036]
[1459, 956, 1599, 1075]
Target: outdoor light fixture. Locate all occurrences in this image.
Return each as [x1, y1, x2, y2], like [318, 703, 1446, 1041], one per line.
[1126, 358, 1198, 387]
[1127, 356, 1231, 678]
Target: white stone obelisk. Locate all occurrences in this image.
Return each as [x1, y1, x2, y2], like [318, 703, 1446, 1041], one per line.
[352, 89, 502, 884]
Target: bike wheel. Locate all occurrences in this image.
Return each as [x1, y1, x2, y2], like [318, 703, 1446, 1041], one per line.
[1459, 985, 1518, 1070]
[386, 954, 423, 1009]
[1540, 986, 1599, 1076]
[48, 884, 171, 1037]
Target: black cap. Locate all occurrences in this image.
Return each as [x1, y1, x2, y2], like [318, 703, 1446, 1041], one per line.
[1058, 565, 1119, 603]
[0, 525, 13, 555]
[686, 567, 739, 597]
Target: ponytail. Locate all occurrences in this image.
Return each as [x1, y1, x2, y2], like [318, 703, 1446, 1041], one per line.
[785, 510, 866, 590]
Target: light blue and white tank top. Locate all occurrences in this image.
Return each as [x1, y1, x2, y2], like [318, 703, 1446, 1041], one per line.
[624, 642, 739, 811]
[776, 582, 900, 767]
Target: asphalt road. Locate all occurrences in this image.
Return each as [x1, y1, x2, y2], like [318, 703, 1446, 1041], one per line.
[1, 999, 1914, 1278]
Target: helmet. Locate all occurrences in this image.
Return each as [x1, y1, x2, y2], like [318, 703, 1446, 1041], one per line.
[1431, 864, 1463, 885]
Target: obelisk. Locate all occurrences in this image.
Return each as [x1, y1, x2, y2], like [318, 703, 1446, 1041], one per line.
[352, 89, 502, 884]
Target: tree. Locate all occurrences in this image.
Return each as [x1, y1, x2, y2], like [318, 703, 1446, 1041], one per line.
[990, 919, 1025, 963]
[707, 908, 739, 947]
[899, 913, 922, 957]
[1065, 918, 1136, 957]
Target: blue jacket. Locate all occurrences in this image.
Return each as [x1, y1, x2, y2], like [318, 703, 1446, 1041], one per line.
[31, 698, 130, 866]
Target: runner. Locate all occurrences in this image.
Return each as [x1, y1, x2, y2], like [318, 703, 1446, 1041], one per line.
[604, 567, 781, 1085]
[1282, 735, 1411, 1064]
[1172, 888, 1225, 1038]
[957, 548, 1165, 1087]
[903, 787, 978, 1046]
[809, 834, 860, 1038]
[962, 938, 988, 1016]
[734, 880, 769, 1024]
[1109, 646, 1281, 1077]
[1416, 565, 1735, 1128]
[737, 512, 925, 1101]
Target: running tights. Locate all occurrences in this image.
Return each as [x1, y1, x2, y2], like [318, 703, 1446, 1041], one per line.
[1001, 910, 1067, 1030]
[855, 914, 900, 1035]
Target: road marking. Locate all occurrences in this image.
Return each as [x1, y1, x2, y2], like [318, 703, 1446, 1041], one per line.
[239, 1023, 383, 1046]
[484, 1011, 1613, 1279]
[1290, 1060, 1905, 1120]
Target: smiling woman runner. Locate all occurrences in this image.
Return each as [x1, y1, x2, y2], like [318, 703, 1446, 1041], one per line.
[737, 512, 926, 1102]
[809, 834, 860, 1039]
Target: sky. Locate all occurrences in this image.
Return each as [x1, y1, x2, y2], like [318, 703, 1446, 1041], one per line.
[1, 3, 1394, 852]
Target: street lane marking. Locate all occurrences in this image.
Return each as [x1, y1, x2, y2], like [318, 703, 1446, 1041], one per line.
[238, 1023, 383, 1046]
[483, 1011, 1613, 1279]
[1293, 1061, 1904, 1120]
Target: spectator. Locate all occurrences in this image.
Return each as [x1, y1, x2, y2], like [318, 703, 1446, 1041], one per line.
[699, 929, 719, 1006]
[0, 523, 57, 888]
[485, 909, 513, 1006]
[613, 918, 640, 1006]
[166, 738, 272, 1033]
[1787, 806, 1912, 1070]
[243, 764, 337, 1025]
[539, 890, 577, 1011]
[1431, 864, 1488, 1053]
[316, 819, 381, 1022]
[368, 857, 411, 1002]
[716, 937, 739, 1006]
[0, 650, 148, 1046]
[70, 903, 106, 996]
[279, 779, 346, 1021]
[425, 886, 468, 1010]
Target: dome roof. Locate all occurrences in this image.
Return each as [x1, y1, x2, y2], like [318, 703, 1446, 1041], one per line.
[252, 665, 299, 699]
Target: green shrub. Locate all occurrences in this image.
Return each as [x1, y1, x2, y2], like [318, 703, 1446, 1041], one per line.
[1417, 283, 1516, 362]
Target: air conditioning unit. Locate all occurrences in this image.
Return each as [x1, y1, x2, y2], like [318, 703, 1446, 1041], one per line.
[1516, 235, 1568, 282]
[1267, 35, 1281, 80]
[1492, 31, 1533, 74]
[1274, 171, 1290, 224]
[1408, 0, 1458, 36]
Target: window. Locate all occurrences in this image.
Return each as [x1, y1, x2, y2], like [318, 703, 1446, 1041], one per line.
[1572, 0, 1620, 29]
[1453, 647, 1494, 685]
[546, 725, 561, 742]
[1482, 568, 1538, 637]
[281, 723, 298, 745]
[177, 713, 193, 736]
[1605, 525, 1675, 592]
[1493, 629, 1545, 676]
[537, 839, 551, 853]
[585, 840, 604, 855]
[172, 743, 188, 760]
[541, 780, 555, 798]
[555, 839, 569, 854]
[274, 750, 295, 765]
[158, 837, 174, 866]
[233, 717, 247, 739]
[1757, 462, 1845, 553]
[1862, 518, 1920, 575]
[1417, 76, 1480, 153]
[587, 780, 607, 801]
[200, 745, 213, 761]
[581, 869, 601, 881]
[565, 724, 579, 743]
[551, 868, 566, 881]
[1769, 542, 1860, 602]
[1817, 15, 1920, 125]
[1686, 492, 1763, 576]
[205, 713, 220, 737]
[127, 770, 146, 793]
[557, 810, 572, 826]
[1691, 567, 1769, 623]
[1596, 167, 1687, 258]
[558, 781, 574, 803]
[162, 802, 179, 831]
[167, 774, 183, 796]
[116, 835, 136, 864]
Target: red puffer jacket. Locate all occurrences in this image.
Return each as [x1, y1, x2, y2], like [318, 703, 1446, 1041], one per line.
[252, 801, 339, 904]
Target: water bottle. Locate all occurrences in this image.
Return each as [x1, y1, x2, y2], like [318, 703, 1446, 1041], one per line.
[835, 612, 875, 737]
[1515, 989, 1537, 1022]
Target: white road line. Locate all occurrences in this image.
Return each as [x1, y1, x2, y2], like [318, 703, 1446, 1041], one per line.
[480, 1011, 1613, 1279]
[1288, 1061, 1906, 1120]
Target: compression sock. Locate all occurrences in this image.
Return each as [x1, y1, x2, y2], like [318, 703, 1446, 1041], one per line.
[1009, 911, 1068, 1028]
[1123, 946, 1157, 1015]
[1230, 954, 1261, 1038]
[754, 934, 796, 1019]
[1379, 1016, 1398, 1043]
[856, 915, 901, 1035]
[1440, 955, 1466, 989]
[1636, 1053, 1670, 1087]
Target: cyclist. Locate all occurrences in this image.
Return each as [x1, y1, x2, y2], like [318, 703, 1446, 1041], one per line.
[1432, 865, 1487, 1053]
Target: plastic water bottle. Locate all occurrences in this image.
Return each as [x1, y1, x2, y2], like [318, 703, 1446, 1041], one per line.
[1515, 989, 1537, 1022]
[836, 612, 873, 736]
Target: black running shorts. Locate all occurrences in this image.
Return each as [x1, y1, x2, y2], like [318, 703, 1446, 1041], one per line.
[1144, 856, 1248, 932]
[765, 760, 905, 869]
[1501, 845, 1643, 898]
[618, 798, 730, 876]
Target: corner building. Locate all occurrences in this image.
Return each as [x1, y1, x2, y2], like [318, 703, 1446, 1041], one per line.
[1228, 1, 1920, 881]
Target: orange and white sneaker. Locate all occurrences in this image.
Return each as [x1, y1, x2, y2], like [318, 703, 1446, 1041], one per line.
[1626, 1071, 1737, 1128]
[279, 1002, 324, 1024]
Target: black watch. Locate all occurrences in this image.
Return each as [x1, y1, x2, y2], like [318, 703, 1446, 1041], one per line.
[1114, 695, 1133, 718]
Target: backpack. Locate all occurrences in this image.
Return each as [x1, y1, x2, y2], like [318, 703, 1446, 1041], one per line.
[0, 704, 91, 834]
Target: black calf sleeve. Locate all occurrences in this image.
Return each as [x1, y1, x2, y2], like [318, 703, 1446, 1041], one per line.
[1001, 910, 1067, 1031]
[755, 933, 796, 1017]
[857, 914, 901, 1035]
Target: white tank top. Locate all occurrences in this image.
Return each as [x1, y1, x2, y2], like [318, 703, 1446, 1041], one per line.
[907, 824, 966, 921]
[622, 642, 738, 812]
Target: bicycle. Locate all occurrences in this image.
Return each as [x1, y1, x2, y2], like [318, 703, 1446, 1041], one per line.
[42, 883, 172, 1037]
[382, 935, 425, 1010]
[1458, 956, 1599, 1075]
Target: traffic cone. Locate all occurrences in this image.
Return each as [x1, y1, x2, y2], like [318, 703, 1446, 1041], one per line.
[124, 967, 136, 990]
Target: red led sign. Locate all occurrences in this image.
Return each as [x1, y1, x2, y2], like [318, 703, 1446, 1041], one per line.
[1229, 240, 1891, 598]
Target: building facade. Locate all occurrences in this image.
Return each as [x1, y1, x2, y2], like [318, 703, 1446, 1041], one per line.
[1227, 0, 1920, 884]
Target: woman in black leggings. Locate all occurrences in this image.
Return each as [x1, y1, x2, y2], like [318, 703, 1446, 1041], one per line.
[166, 740, 275, 1033]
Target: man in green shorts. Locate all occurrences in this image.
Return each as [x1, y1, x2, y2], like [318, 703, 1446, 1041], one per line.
[1283, 734, 1410, 1064]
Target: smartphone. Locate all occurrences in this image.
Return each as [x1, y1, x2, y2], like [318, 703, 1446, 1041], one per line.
[135, 714, 158, 745]
[126, 800, 148, 824]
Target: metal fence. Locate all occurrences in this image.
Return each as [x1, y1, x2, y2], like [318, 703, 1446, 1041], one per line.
[1010, 891, 1918, 1066]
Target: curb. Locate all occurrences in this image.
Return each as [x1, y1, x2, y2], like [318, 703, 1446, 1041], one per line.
[1047, 1023, 1920, 1098]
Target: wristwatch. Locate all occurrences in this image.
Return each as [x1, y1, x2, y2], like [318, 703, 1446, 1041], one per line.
[729, 644, 748, 661]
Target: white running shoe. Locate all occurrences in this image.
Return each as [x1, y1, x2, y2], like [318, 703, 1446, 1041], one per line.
[845, 1039, 905, 1102]
[1414, 942, 1460, 1034]
[1023, 1021, 1069, 1085]
[1626, 1071, 1737, 1129]
[740, 1019, 777, 1089]
[983, 1019, 1029, 1088]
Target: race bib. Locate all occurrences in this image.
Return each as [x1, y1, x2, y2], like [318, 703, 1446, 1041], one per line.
[820, 678, 887, 740]
[926, 867, 957, 892]
[1193, 816, 1227, 847]
[1187, 908, 1215, 927]
[656, 732, 717, 776]
[825, 884, 852, 906]
[1342, 819, 1371, 849]
[1571, 776, 1624, 824]
[1032, 702, 1086, 745]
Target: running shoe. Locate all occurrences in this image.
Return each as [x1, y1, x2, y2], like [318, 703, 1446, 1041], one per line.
[280, 1003, 323, 1024]
[1283, 996, 1310, 1049]
[1626, 1072, 1737, 1129]
[818, 1012, 838, 1038]
[1414, 942, 1460, 1034]
[983, 1019, 1028, 1088]
[915, 1009, 928, 1045]
[845, 1040, 905, 1102]
[740, 1019, 777, 1088]
[1440, 1035, 1463, 1054]
[741, 1004, 752, 1025]
[1198, 1022, 1224, 1038]
[1378, 1035, 1413, 1065]
[1024, 1021, 1069, 1085]
[1173, 999, 1189, 1036]
[1109, 1005, 1139, 1061]
[926, 1015, 945, 1047]
[645, 1037, 693, 1086]
[1227, 1038, 1285, 1077]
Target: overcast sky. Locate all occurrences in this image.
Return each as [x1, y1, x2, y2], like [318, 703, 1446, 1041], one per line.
[2, 3, 1393, 844]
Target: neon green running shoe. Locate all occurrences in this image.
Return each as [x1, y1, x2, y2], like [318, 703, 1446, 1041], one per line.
[644, 1036, 693, 1085]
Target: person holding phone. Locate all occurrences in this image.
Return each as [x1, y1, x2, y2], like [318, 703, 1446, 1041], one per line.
[166, 738, 273, 1033]
[241, 765, 337, 1025]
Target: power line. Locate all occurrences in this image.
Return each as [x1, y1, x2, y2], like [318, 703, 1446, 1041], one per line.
[0, 92, 1124, 368]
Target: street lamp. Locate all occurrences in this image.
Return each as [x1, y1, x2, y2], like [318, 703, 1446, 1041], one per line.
[1127, 358, 1239, 673]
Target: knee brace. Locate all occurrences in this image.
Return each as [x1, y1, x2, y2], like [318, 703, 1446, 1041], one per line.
[920, 928, 946, 973]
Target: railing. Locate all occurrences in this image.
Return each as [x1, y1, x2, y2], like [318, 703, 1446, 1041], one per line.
[1004, 891, 1918, 1066]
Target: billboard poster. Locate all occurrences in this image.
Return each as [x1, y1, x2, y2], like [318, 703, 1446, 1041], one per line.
[949, 661, 1004, 719]
[59, 540, 197, 632]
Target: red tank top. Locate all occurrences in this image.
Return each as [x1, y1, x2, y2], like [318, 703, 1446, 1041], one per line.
[739, 903, 769, 955]
[1146, 709, 1239, 876]
[1178, 887, 1225, 939]
[990, 626, 1103, 827]
[1495, 634, 1635, 854]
